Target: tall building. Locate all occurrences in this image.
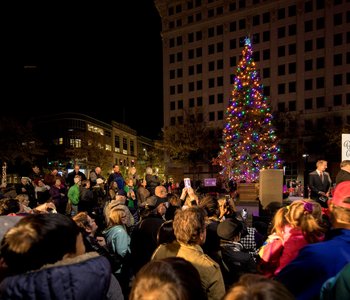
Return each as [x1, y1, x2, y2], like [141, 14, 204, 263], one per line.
[155, 0, 350, 181]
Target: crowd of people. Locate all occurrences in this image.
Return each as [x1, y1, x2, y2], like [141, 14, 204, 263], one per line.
[0, 160, 349, 300]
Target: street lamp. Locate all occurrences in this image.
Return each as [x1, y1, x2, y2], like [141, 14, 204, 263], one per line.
[302, 154, 309, 198]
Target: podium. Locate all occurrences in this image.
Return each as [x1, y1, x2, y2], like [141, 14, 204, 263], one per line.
[259, 169, 283, 208]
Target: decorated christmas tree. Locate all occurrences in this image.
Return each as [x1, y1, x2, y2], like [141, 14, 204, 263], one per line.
[214, 37, 282, 183]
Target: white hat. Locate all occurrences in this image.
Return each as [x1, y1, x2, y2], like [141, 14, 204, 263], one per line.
[96, 178, 104, 184]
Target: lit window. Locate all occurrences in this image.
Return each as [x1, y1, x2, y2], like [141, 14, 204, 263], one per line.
[106, 144, 112, 151]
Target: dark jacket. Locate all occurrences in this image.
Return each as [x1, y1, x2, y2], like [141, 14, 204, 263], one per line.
[308, 170, 331, 207]
[335, 169, 350, 185]
[0, 252, 123, 300]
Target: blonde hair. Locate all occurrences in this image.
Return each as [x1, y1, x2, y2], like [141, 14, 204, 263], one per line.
[107, 209, 126, 228]
[271, 199, 324, 243]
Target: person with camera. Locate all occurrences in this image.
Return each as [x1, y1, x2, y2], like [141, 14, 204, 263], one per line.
[308, 160, 332, 208]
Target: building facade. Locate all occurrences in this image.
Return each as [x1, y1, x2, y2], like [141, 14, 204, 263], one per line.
[34, 113, 156, 179]
[155, 0, 350, 182]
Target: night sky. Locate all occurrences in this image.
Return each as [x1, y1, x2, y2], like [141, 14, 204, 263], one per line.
[22, 1, 163, 139]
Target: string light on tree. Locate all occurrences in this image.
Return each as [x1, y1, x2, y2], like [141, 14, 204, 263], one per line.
[213, 37, 282, 183]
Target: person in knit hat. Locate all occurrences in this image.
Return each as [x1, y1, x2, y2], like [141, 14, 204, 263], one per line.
[277, 180, 350, 299]
[217, 218, 256, 288]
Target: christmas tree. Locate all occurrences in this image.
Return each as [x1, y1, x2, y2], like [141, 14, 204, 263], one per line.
[214, 37, 282, 183]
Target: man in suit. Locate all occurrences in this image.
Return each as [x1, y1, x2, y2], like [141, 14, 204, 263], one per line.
[308, 160, 332, 208]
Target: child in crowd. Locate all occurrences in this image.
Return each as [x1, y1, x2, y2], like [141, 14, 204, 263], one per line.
[258, 199, 325, 277]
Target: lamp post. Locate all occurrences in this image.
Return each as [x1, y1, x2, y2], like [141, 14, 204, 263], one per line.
[302, 154, 309, 198]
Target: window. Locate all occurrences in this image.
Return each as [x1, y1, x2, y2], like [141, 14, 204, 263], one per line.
[289, 81, 296, 93]
[209, 95, 215, 105]
[253, 15, 260, 26]
[216, 25, 223, 35]
[316, 0, 325, 10]
[208, 44, 215, 55]
[239, 19, 246, 30]
[334, 33, 343, 46]
[263, 67, 270, 78]
[316, 57, 325, 69]
[209, 112, 215, 121]
[196, 64, 202, 74]
[189, 98, 195, 107]
[188, 33, 194, 43]
[217, 111, 224, 120]
[278, 8, 285, 20]
[196, 31, 202, 41]
[217, 77, 224, 86]
[178, 100, 183, 109]
[278, 27, 286, 38]
[305, 79, 313, 90]
[288, 5, 296, 17]
[278, 65, 285, 76]
[316, 96, 325, 108]
[208, 27, 215, 37]
[289, 101, 296, 111]
[334, 13, 343, 26]
[196, 47, 202, 57]
[289, 43, 296, 55]
[278, 46, 285, 57]
[170, 86, 175, 95]
[305, 20, 313, 32]
[170, 117, 176, 126]
[189, 82, 195, 91]
[288, 24, 297, 36]
[177, 84, 183, 93]
[209, 78, 215, 88]
[316, 77, 325, 89]
[289, 62, 296, 74]
[263, 31, 270, 42]
[196, 80, 202, 90]
[216, 42, 223, 52]
[188, 65, 194, 75]
[123, 138, 127, 151]
[305, 98, 313, 109]
[334, 53, 343, 65]
[170, 70, 175, 79]
[305, 40, 313, 51]
[316, 37, 325, 49]
[230, 56, 237, 66]
[208, 61, 215, 71]
[217, 93, 224, 103]
[263, 12, 270, 23]
[230, 39, 236, 49]
[230, 21, 236, 32]
[334, 74, 343, 86]
[334, 94, 342, 106]
[253, 50, 260, 61]
[176, 36, 182, 46]
[170, 101, 176, 110]
[177, 116, 183, 125]
[264, 86, 270, 96]
[197, 97, 203, 106]
[305, 1, 313, 13]
[316, 17, 325, 29]
[217, 59, 223, 69]
[263, 49, 270, 60]
[278, 83, 285, 94]
[130, 140, 134, 155]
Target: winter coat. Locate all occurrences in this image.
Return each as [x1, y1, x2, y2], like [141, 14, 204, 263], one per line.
[0, 252, 123, 300]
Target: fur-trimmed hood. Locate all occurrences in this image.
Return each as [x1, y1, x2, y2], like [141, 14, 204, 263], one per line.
[0, 252, 112, 300]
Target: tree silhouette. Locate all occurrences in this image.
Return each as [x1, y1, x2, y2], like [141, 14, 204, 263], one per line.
[213, 37, 282, 183]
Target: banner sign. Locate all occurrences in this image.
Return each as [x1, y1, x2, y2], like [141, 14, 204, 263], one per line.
[342, 134, 350, 161]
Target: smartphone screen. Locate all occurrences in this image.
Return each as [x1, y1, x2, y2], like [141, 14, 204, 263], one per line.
[184, 178, 191, 188]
